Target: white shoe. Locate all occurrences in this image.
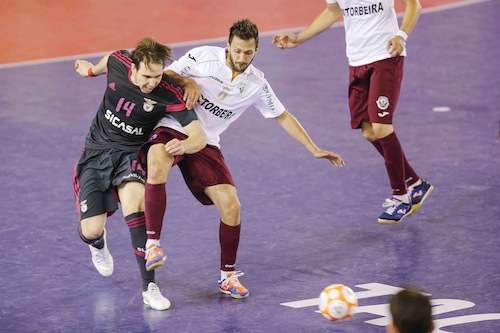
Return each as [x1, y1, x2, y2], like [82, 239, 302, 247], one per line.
[88, 230, 114, 277]
[143, 282, 171, 311]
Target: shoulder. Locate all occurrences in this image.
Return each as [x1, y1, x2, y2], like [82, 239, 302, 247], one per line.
[158, 74, 184, 94]
[185, 45, 223, 64]
[245, 65, 267, 85]
[108, 50, 132, 69]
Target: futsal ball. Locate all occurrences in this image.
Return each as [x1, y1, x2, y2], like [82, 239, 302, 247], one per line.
[318, 284, 358, 321]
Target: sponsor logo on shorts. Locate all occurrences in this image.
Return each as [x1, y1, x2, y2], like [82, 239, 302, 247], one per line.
[376, 96, 390, 111]
[378, 111, 390, 117]
[80, 200, 88, 213]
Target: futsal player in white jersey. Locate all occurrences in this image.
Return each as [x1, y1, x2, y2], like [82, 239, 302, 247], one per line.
[273, 0, 433, 224]
[138, 19, 345, 299]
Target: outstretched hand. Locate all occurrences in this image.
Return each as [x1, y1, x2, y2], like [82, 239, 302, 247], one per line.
[272, 32, 300, 49]
[313, 149, 345, 167]
[74, 59, 93, 76]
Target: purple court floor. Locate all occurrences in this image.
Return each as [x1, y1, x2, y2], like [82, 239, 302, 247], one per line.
[0, 1, 499, 332]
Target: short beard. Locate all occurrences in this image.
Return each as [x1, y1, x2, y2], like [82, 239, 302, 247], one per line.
[228, 53, 253, 74]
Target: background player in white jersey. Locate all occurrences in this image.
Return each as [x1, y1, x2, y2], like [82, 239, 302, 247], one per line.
[138, 19, 345, 299]
[73, 37, 206, 310]
[272, 0, 433, 224]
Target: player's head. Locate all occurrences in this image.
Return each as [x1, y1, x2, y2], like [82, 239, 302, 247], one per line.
[227, 19, 259, 74]
[130, 37, 173, 93]
[387, 288, 434, 333]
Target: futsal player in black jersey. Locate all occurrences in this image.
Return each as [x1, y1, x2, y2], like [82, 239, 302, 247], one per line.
[73, 37, 206, 310]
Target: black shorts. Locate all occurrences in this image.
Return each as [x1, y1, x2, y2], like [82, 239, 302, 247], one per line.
[73, 147, 146, 220]
[139, 127, 235, 205]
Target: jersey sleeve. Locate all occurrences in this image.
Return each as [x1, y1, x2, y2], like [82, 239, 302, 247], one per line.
[107, 50, 132, 76]
[167, 47, 201, 77]
[253, 80, 286, 118]
[170, 108, 198, 127]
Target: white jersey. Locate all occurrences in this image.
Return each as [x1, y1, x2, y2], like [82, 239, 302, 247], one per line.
[156, 46, 286, 148]
[326, 0, 404, 66]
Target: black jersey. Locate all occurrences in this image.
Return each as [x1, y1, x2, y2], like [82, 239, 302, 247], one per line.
[84, 50, 197, 151]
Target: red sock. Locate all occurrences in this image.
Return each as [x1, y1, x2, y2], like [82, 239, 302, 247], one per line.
[145, 183, 166, 240]
[219, 221, 240, 271]
[371, 139, 419, 186]
[378, 132, 407, 196]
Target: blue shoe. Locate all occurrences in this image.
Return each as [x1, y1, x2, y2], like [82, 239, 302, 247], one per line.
[378, 198, 412, 224]
[408, 180, 434, 216]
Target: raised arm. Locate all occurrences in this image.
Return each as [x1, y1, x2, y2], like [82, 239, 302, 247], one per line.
[272, 3, 343, 49]
[275, 111, 345, 167]
[74, 54, 110, 77]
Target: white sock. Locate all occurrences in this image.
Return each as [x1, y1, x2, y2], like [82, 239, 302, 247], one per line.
[145, 239, 160, 250]
[221, 270, 234, 280]
[393, 193, 411, 204]
[408, 179, 422, 190]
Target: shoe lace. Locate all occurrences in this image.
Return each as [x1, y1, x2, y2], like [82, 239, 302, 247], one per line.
[382, 198, 401, 214]
[223, 271, 245, 287]
[148, 283, 162, 300]
[90, 246, 109, 264]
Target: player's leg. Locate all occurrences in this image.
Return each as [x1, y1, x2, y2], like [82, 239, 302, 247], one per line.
[204, 184, 248, 299]
[144, 142, 175, 271]
[118, 180, 170, 310]
[74, 148, 116, 277]
[363, 58, 413, 224]
[361, 121, 432, 212]
[79, 213, 114, 277]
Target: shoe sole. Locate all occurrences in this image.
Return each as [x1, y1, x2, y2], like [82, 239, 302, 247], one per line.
[378, 216, 407, 225]
[145, 259, 165, 271]
[408, 185, 434, 217]
[220, 288, 250, 299]
[143, 297, 171, 310]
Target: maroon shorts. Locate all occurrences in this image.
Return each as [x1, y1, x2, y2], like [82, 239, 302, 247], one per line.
[348, 56, 404, 129]
[139, 127, 235, 205]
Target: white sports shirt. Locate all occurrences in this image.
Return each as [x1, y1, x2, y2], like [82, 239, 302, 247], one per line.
[156, 46, 286, 148]
[326, 0, 405, 66]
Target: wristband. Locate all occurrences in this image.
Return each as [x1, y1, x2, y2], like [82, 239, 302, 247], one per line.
[396, 30, 408, 42]
[88, 67, 97, 77]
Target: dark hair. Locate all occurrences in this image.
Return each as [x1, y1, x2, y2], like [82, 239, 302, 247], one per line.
[131, 37, 173, 70]
[228, 19, 259, 48]
[390, 288, 433, 333]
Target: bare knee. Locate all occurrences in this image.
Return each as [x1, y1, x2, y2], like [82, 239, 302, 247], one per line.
[80, 215, 106, 239]
[147, 144, 174, 184]
[219, 197, 241, 226]
[361, 121, 377, 142]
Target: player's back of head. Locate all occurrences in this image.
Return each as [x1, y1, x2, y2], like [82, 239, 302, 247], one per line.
[389, 288, 434, 333]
